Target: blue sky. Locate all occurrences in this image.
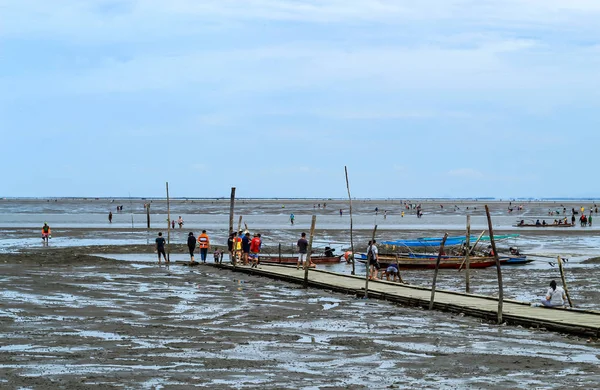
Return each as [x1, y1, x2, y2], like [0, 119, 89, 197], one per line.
[2, 0, 600, 199]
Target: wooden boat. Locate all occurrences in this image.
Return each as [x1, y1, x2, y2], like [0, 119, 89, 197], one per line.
[358, 256, 506, 269]
[258, 254, 342, 265]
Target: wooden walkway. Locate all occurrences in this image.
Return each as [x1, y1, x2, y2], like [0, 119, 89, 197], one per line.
[204, 262, 600, 338]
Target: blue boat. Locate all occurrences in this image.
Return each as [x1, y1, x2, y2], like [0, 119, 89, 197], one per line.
[381, 234, 519, 248]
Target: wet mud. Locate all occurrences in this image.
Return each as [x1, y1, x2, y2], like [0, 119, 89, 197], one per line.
[1, 250, 599, 389]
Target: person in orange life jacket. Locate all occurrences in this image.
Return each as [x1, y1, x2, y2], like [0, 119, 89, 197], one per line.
[42, 222, 51, 244]
[197, 230, 210, 263]
[249, 233, 261, 268]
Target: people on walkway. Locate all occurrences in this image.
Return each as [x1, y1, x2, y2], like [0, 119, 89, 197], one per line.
[155, 232, 168, 264]
[197, 230, 210, 263]
[368, 240, 379, 279]
[297, 232, 308, 269]
[108, 212, 113, 223]
[241, 232, 251, 265]
[187, 232, 196, 264]
[234, 232, 243, 263]
[383, 263, 399, 282]
[250, 233, 261, 268]
[540, 280, 566, 307]
[177, 216, 184, 228]
[41, 222, 51, 245]
[227, 232, 236, 265]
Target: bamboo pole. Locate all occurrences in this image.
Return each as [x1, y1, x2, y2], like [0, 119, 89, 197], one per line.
[344, 166, 356, 275]
[229, 187, 236, 235]
[458, 230, 485, 271]
[278, 243, 282, 264]
[429, 233, 448, 310]
[364, 225, 378, 298]
[303, 215, 317, 288]
[465, 215, 471, 293]
[146, 202, 151, 229]
[485, 204, 503, 324]
[557, 256, 573, 307]
[395, 253, 404, 284]
[166, 182, 171, 264]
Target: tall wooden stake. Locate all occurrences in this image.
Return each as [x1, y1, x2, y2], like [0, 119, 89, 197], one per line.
[465, 215, 471, 293]
[229, 187, 236, 235]
[166, 182, 171, 263]
[345, 166, 356, 275]
[557, 256, 574, 307]
[146, 202, 151, 229]
[485, 204, 503, 324]
[429, 233, 449, 310]
[364, 225, 378, 298]
[303, 215, 317, 288]
[458, 230, 485, 271]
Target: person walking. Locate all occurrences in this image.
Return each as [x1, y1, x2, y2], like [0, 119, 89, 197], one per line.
[368, 240, 380, 279]
[171, 219, 175, 229]
[108, 211, 113, 223]
[177, 216, 184, 228]
[197, 230, 210, 263]
[41, 222, 51, 245]
[297, 232, 308, 269]
[187, 232, 196, 265]
[155, 232, 168, 264]
[290, 213, 295, 225]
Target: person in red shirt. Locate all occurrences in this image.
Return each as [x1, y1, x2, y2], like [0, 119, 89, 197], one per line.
[249, 233, 261, 268]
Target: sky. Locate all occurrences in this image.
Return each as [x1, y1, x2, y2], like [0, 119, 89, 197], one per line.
[2, 0, 600, 199]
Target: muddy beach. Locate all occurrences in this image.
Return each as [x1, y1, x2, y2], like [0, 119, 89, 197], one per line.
[1, 249, 600, 389]
[2, 198, 600, 388]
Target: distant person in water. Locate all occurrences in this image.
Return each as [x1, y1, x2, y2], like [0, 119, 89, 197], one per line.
[290, 213, 295, 225]
[41, 223, 51, 245]
[540, 280, 566, 307]
[171, 219, 175, 229]
[155, 232, 168, 264]
[108, 211, 112, 223]
[178, 216, 184, 228]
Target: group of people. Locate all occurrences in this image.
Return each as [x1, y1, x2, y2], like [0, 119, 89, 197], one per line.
[226, 231, 263, 268]
[154, 229, 211, 265]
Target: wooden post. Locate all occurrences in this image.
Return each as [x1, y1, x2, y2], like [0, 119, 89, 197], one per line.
[485, 204, 503, 324]
[364, 225, 378, 298]
[395, 253, 404, 284]
[278, 243, 282, 264]
[166, 182, 171, 263]
[229, 187, 236, 235]
[237, 215, 243, 235]
[429, 233, 448, 310]
[557, 256, 574, 307]
[345, 166, 356, 275]
[146, 202, 151, 229]
[458, 230, 485, 271]
[303, 215, 317, 288]
[465, 215, 471, 293]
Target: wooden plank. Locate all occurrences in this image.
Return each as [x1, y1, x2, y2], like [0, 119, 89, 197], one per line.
[203, 262, 600, 338]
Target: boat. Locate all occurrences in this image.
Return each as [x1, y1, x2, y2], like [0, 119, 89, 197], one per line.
[354, 252, 529, 265]
[258, 254, 342, 265]
[357, 256, 506, 269]
[381, 234, 519, 247]
[514, 222, 574, 228]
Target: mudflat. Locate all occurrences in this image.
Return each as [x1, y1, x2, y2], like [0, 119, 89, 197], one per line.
[1, 248, 599, 389]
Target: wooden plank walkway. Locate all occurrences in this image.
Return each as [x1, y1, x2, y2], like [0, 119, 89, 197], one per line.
[204, 262, 600, 338]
